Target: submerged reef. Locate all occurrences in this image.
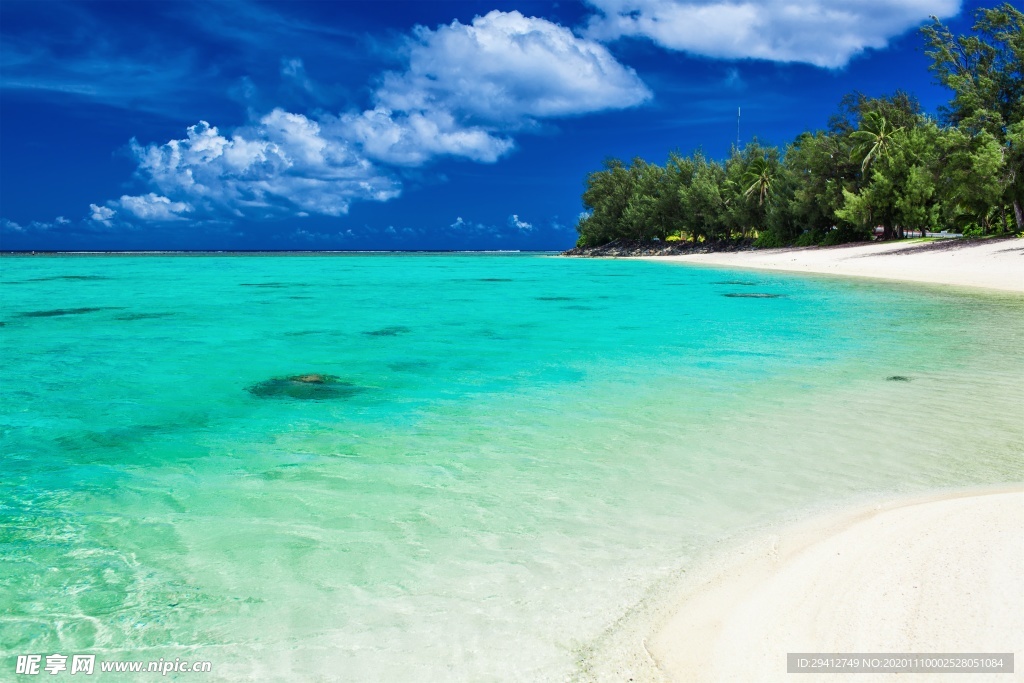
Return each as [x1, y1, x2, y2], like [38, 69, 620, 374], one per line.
[363, 326, 411, 337]
[16, 307, 118, 317]
[247, 374, 365, 400]
[114, 312, 174, 321]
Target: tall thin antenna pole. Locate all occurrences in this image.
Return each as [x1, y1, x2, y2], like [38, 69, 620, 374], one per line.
[736, 107, 741, 149]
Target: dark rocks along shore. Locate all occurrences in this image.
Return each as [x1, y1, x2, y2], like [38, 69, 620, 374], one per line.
[561, 239, 756, 257]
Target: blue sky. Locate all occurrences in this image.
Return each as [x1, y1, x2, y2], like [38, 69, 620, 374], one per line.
[0, 0, 986, 251]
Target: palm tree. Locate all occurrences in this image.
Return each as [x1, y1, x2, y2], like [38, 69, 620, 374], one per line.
[851, 111, 907, 239]
[851, 111, 903, 175]
[738, 157, 775, 240]
[743, 157, 774, 206]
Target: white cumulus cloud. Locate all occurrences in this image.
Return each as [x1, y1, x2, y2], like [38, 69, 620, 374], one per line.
[584, 0, 961, 68]
[449, 216, 498, 234]
[349, 10, 651, 164]
[1, 215, 81, 232]
[508, 214, 533, 231]
[126, 110, 399, 219]
[335, 107, 513, 166]
[90, 204, 116, 224]
[379, 10, 651, 121]
[116, 193, 193, 221]
[281, 57, 314, 93]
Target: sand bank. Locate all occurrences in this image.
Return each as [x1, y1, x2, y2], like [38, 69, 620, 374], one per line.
[643, 238, 1023, 293]
[583, 487, 1024, 682]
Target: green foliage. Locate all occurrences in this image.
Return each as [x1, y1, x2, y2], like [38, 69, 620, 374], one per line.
[921, 3, 1024, 230]
[934, 126, 1003, 231]
[821, 225, 871, 246]
[828, 91, 923, 145]
[782, 132, 853, 237]
[577, 158, 634, 246]
[850, 111, 905, 175]
[573, 5, 1020, 247]
[835, 185, 873, 230]
[743, 157, 775, 205]
[961, 222, 988, 238]
[753, 230, 785, 248]
[678, 152, 729, 241]
[794, 231, 822, 247]
[921, 4, 1023, 137]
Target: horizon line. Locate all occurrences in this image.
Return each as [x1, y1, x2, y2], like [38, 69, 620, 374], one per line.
[0, 249, 563, 256]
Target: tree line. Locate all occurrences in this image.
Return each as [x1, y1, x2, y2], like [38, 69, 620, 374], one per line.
[575, 4, 1023, 248]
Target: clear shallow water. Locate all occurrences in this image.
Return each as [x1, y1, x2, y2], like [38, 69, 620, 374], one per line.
[1, 254, 1021, 681]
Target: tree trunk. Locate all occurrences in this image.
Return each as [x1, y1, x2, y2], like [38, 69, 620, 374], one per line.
[1001, 204, 1009, 233]
[1014, 199, 1023, 232]
[882, 222, 894, 240]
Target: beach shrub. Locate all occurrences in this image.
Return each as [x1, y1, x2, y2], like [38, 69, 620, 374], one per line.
[794, 231, 821, 247]
[961, 223, 987, 238]
[821, 225, 871, 245]
[753, 231, 785, 248]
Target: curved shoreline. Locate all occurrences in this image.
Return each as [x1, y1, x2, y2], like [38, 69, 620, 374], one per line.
[579, 485, 1024, 682]
[635, 238, 1023, 294]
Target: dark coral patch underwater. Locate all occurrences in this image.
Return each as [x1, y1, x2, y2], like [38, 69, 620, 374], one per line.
[5, 275, 113, 284]
[363, 326, 411, 337]
[247, 374, 366, 400]
[114, 312, 174, 321]
[239, 282, 308, 288]
[387, 360, 434, 372]
[16, 307, 121, 317]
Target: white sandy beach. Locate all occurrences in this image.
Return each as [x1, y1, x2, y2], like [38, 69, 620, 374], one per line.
[586, 488, 1024, 682]
[645, 238, 1023, 293]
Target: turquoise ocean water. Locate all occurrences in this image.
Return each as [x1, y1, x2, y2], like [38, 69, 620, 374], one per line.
[1, 254, 1022, 681]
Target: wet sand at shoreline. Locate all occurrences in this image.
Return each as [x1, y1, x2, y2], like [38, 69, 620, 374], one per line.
[643, 238, 1023, 293]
